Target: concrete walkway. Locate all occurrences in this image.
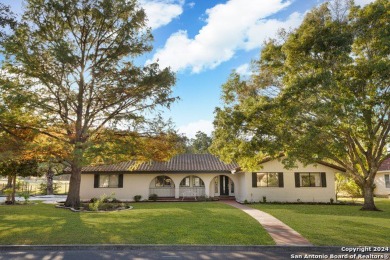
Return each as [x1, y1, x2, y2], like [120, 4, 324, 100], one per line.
[222, 201, 312, 246]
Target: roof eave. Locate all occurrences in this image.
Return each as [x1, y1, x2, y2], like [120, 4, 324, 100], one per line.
[82, 170, 234, 174]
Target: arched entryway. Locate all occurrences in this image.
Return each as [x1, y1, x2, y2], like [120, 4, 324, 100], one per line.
[179, 175, 205, 198]
[211, 175, 235, 197]
[149, 175, 175, 198]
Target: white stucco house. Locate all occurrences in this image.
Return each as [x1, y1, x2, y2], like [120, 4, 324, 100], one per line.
[374, 158, 390, 197]
[80, 154, 345, 203]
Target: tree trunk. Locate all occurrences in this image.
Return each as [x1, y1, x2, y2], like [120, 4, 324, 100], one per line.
[46, 165, 54, 195]
[64, 164, 82, 209]
[361, 181, 378, 211]
[11, 173, 16, 204]
[4, 174, 13, 201]
[6, 174, 12, 188]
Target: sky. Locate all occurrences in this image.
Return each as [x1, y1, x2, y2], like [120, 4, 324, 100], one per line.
[2, 0, 375, 138]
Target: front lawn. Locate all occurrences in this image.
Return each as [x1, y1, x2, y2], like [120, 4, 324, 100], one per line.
[0, 202, 274, 245]
[251, 198, 390, 246]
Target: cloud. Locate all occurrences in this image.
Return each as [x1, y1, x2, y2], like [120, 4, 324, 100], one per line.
[235, 63, 252, 76]
[178, 120, 214, 139]
[148, 0, 302, 73]
[354, 0, 375, 6]
[141, 0, 184, 30]
[243, 12, 303, 50]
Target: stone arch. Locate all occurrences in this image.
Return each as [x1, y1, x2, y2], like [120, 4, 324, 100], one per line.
[179, 175, 206, 198]
[209, 175, 236, 197]
[149, 175, 175, 198]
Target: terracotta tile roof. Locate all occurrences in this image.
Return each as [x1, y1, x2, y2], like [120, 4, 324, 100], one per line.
[82, 154, 239, 173]
[379, 158, 390, 171]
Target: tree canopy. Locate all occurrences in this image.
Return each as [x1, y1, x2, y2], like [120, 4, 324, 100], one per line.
[0, 3, 16, 41]
[1, 0, 177, 208]
[191, 131, 212, 154]
[210, 0, 390, 210]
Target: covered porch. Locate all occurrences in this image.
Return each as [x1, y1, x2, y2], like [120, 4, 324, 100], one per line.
[149, 173, 238, 200]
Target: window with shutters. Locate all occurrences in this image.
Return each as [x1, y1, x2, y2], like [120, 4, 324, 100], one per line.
[297, 172, 324, 187]
[97, 174, 120, 188]
[254, 172, 283, 187]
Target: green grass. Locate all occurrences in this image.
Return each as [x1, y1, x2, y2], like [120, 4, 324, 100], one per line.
[251, 198, 390, 246]
[0, 202, 274, 245]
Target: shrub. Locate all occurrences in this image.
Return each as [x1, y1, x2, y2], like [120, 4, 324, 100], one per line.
[88, 201, 100, 211]
[3, 188, 13, 204]
[99, 203, 116, 211]
[134, 195, 142, 202]
[149, 194, 158, 201]
[262, 196, 267, 203]
[87, 193, 123, 211]
[88, 193, 111, 211]
[100, 194, 109, 203]
[101, 193, 116, 203]
[90, 197, 98, 203]
[18, 191, 30, 204]
[330, 198, 334, 204]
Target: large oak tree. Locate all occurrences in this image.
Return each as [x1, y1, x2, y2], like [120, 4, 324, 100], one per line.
[1, 0, 176, 208]
[211, 0, 390, 211]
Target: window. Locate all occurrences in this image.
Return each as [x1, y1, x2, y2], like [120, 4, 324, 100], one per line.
[385, 174, 390, 188]
[257, 173, 279, 187]
[193, 177, 205, 187]
[94, 174, 123, 188]
[295, 172, 326, 188]
[180, 176, 205, 187]
[155, 176, 172, 187]
[252, 172, 284, 187]
[214, 177, 218, 193]
[180, 177, 190, 187]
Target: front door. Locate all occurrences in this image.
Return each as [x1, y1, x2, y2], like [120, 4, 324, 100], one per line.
[220, 176, 229, 196]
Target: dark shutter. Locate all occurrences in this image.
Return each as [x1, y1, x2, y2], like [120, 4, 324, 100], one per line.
[385, 175, 390, 188]
[118, 174, 123, 188]
[94, 174, 99, 188]
[321, 172, 327, 187]
[252, 172, 257, 187]
[294, 172, 300, 187]
[278, 172, 284, 187]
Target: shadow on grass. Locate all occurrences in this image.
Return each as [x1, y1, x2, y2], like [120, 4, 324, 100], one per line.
[0, 202, 274, 245]
[81, 202, 273, 245]
[250, 199, 390, 246]
[0, 203, 101, 244]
